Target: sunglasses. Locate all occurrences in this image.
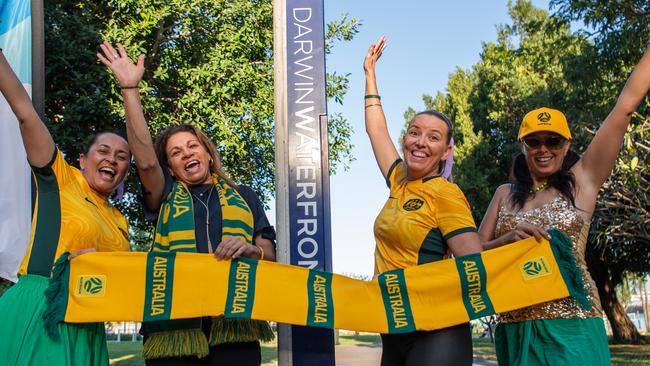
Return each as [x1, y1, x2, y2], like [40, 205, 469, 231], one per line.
[521, 136, 567, 150]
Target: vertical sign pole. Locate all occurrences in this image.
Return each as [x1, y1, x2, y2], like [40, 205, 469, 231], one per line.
[273, 0, 335, 365]
[272, 0, 293, 364]
[31, 0, 44, 120]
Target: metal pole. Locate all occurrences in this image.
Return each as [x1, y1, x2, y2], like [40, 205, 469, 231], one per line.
[31, 0, 44, 120]
[274, 0, 335, 364]
[272, 0, 293, 364]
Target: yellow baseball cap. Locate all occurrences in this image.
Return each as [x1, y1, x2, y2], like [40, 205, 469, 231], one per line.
[518, 107, 572, 140]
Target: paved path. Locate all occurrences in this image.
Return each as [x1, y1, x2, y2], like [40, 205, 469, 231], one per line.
[335, 344, 497, 365]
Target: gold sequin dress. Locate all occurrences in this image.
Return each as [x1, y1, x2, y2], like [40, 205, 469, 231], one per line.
[493, 194, 610, 366]
[495, 195, 602, 322]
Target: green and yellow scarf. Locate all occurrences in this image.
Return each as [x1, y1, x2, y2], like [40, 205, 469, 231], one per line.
[44, 229, 590, 353]
[145, 176, 272, 358]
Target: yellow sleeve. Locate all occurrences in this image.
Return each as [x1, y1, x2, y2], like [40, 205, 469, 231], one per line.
[385, 159, 405, 189]
[31, 148, 76, 189]
[434, 183, 477, 240]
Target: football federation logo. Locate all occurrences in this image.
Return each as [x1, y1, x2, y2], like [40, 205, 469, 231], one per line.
[537, 112, 552, 124]
[75, 275, 106, 297]
[520, 257, 552, 280]
[403, 198, 424, 211]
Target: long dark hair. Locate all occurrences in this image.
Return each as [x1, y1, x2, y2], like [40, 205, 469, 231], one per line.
[509, 149, 580, 210]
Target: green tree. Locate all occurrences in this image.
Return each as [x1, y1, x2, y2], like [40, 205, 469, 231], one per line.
[552, 0, 650, 344]
[44, 0, 360, 248]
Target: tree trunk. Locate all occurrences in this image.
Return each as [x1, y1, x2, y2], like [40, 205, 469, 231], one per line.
[587, 252, 642, 344]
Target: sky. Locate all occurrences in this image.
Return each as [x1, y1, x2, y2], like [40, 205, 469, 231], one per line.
[268, 0, 553, 277]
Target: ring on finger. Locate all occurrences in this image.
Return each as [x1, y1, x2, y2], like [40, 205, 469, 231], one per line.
[113, 54, 119, 60]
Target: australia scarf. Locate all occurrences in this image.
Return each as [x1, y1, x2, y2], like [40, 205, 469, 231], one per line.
[142, 176, 272, 358]
[44, 229, 589, 348]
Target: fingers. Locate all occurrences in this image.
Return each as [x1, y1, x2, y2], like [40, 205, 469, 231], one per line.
[117, 43, 128, 59]
[214, 237, 243, 260]
[69, 247, 98, 260]
[376, 35, 387, 56]
[136, 54, 146, 69]
[214, 237, 259, 260]
[104, 41, 119, 60]
[99, 41, 118, 61]
[516, 222, 549, 242]
[97, 52, 111, 67]
[231, 245, 248, 260]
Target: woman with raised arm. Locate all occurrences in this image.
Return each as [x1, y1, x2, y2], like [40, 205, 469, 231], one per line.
[98, 42, 276, 366]
[364, 36, 482, 366]
[478, 46, 650, 366]
[0, 50, 131, 365]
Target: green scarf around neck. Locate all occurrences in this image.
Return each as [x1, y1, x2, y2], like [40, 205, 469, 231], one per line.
[145, 175, 273, 359]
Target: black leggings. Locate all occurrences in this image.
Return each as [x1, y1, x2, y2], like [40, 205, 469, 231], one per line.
[144, 341, 261, 366]
[380, 323, 472, 366]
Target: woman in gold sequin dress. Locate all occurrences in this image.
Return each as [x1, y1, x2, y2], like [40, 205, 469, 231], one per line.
[479, 46, 650, 366]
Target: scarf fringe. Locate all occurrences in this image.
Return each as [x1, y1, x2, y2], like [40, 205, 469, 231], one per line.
[42, 252, 71, 341]
[548, 228, 591, 310]
[143, 328, 209, 360]
[209, 316, 275, 345]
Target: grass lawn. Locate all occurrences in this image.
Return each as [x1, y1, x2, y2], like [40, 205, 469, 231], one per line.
[109, 333, 649, 365]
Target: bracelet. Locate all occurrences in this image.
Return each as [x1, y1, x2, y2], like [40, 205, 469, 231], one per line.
[364, 94, 381, 100]
[256, 245, 264, 260]
[365, 103, 382, 109]
[120, 85, 139, 90]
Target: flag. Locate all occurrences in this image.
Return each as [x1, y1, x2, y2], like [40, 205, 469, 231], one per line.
[0, 0, 33, 282]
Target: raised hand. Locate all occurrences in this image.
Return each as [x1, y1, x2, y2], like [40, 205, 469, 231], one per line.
[97, 41, 145, 88]
[364, 35, 387, 75]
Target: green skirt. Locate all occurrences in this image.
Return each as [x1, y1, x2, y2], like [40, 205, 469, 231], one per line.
[495, 317, 610, 366]
[0, 274, 109, 366]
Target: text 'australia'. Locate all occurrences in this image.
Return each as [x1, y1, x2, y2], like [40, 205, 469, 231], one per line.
[385, 274, 410, 329]
[231, 261, 251, 314]
[150, 256, 168, 316]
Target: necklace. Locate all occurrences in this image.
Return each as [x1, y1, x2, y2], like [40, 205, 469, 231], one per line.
[530, 181, 548, 194]
[192, 184, 215, 253]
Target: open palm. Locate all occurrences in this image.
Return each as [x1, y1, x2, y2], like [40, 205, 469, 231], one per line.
[97, 41, 144, 88]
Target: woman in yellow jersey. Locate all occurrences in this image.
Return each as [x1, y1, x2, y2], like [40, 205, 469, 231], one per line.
[364, 36, 482, 366]
[478, 46, 650, 366]
[0, 50, 131, 365]
[98, 42, 276, 365]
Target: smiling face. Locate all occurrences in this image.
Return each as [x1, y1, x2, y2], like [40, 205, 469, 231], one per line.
[521, 131, 570, 183]
[165, 131, 213, 185]
[79, 133, 130, 199]
[402, 114, 452, 180]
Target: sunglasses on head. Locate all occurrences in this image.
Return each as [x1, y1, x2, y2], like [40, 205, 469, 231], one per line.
[521, 136, 567, 150]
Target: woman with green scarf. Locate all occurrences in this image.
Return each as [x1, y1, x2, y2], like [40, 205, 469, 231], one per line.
[98, 42, 276, 365]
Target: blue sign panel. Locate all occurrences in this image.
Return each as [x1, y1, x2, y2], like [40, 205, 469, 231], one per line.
[285, 0, 335, 364]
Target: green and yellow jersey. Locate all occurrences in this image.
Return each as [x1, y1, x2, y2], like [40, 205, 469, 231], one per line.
[18, 149, 129, 277]
[374, 159, 476, 274]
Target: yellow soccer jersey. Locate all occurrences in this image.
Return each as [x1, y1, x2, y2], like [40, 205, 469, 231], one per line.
[374, 159, 476, 274]
[18, 149, 130, 276]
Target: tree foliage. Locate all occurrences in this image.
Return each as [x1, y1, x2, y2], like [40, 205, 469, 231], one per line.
[44, 0, 360, 248]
